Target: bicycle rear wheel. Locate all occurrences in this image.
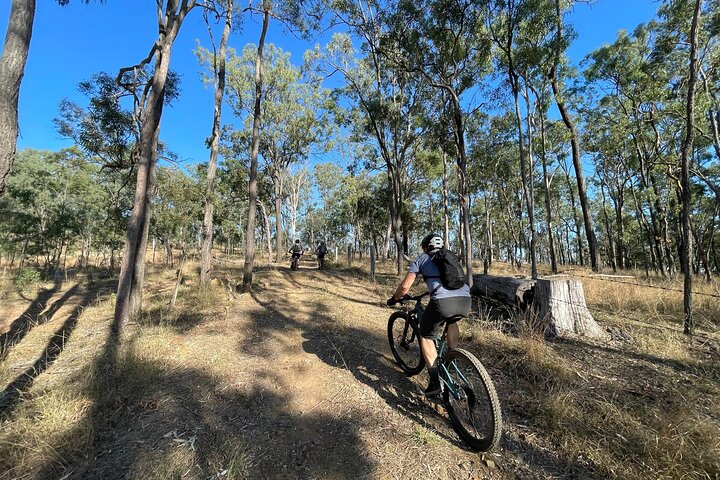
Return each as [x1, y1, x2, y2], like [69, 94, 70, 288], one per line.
[387, 311, 425, 376]
[441, 348, 502, 451]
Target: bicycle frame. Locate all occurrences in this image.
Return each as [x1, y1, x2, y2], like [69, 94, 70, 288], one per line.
[408, 295, 466, 402]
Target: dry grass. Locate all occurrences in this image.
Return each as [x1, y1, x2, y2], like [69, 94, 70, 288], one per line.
[0, 264, 254, 479]
[461, 261, 720, 479]
[463, 321, 720, 479]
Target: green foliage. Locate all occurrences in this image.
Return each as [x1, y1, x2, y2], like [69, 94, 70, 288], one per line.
[14, 268, 42, 289]
[153, 166, 203, 247]
[0, 148, 127, 269]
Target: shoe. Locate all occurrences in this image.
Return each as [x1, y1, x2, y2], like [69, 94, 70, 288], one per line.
[424, 380, 442, 397]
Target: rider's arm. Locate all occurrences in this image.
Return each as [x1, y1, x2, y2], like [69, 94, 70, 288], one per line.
[391, 272, 416, 301]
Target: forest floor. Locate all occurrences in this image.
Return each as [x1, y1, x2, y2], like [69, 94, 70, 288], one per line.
[0, 255, 719, 479]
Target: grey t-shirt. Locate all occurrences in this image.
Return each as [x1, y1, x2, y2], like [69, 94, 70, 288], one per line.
[409, 252, 471, 299]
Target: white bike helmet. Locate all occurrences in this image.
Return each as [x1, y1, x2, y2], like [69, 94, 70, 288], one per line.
[420, 234, 444, 252]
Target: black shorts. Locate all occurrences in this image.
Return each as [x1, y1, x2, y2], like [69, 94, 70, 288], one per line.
[419, 296, 471, 339]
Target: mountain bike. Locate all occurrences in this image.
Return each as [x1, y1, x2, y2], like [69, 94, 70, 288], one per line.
[317, 255, 325, 270]
[290, 254, 300, 270]
[387, 292, 502, 451]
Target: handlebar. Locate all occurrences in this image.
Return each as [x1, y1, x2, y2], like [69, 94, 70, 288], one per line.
[396, 292, 429, 304]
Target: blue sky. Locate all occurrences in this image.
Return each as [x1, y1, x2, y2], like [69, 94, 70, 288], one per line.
[1, 0, 661, 169]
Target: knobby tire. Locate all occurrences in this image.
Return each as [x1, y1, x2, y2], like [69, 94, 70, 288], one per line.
[442, 348, 502, 451]
[387, 311, 425, 376]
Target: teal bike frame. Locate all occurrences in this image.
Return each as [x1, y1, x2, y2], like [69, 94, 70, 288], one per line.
[411, 296, 465, 401]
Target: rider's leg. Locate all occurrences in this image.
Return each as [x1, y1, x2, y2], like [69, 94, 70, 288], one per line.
[419, 300, 444, 396]
[446, 322, 460, 349]
[419, 336, 437, 369]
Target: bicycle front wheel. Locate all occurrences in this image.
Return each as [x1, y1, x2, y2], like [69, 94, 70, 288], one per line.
[387, 311, 425, 376]
[441, 348, 502, 451]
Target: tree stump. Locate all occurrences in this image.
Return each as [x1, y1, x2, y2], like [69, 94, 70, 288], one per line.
[533, 278, 605, 339]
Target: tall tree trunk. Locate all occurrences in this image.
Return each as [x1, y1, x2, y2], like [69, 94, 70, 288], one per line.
[200, 1, 231, 287]
[273, 171, 284, 263]
[115, 0, 195, 331]
[681, 0, 701, 335]
[442, 151, 450, 247]
[0, 0, 35, 195]
[539, 104, 557, 274]
[450, 97, 474, 286]
[257, 199, 273, 260]
[552, 0, 598, 271]
[241, 5, 269, 291]
[515, 78, 536, 279]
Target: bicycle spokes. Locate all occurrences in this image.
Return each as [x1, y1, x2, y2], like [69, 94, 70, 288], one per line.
[442, 349, 502, 452]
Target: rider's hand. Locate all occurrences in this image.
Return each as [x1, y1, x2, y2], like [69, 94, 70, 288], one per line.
[386, 296, 398, 306]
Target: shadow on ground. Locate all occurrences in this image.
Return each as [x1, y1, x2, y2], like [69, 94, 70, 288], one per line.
[0, 280, 65, 361]
[0, 279, 115, 418]
[27, 280, 376, 479]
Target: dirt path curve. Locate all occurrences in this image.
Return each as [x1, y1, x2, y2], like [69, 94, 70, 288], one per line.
[225, 264, 503, 479]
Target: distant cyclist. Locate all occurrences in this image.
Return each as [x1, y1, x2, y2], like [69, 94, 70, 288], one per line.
[315, 241, 328, 269]
[289, 239, 304, 269]
[387, 234, 470, 396]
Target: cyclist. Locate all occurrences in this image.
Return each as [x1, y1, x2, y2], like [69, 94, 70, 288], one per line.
[387, 234, 471, 396]
[289, 239, 304, 268]
[315, 240, 328, 269]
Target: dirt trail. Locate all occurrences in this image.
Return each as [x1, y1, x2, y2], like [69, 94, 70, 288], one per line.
[222, 263, 502, 479]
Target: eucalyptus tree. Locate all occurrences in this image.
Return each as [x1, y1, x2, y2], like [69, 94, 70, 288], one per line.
[223, 42, 330, 264]
[584, 25, 676, 275]
[223, 0, 321, 289]
[314, 162, 351, 242]
[196, 0, 234, 286]
[237, 1, 268, 290]
[658, 0, 704, 334]
[582, 118, 633, 270]
[384, 0, 493, 284]
[215, 152, 249, 255]
[0, 148, 111, 270]
[285, 166, 311, 243]
[486, 0, 558, 279]
[412, 145, 452, 245]
[153, 166, 202, 266]
[468, 111, 527, 268]
[0, 0, 99, 196]
[550, 0, 599, 271]
[114, 0, 200, 331]
[54, 71, 141, 262]
[311, 0, 431, 274]
[257, 45, 331, 260]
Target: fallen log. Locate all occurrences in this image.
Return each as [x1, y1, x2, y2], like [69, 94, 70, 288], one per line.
[470, 275, 535, 310]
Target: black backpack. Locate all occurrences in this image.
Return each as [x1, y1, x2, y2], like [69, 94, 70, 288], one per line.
[318, 244, 327, 254]
[292, 243, 302, 253]
[430, 248, 466, 290]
